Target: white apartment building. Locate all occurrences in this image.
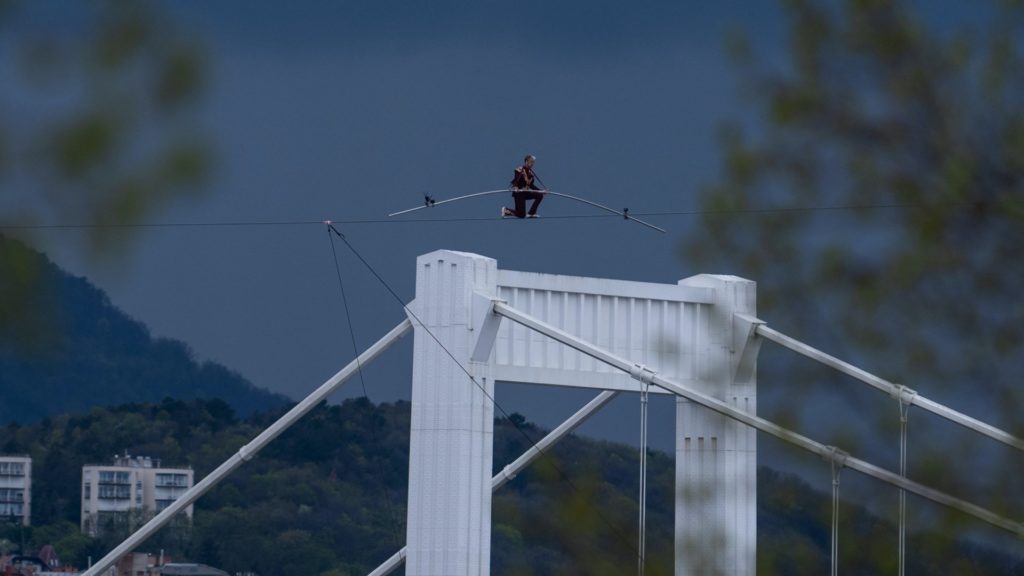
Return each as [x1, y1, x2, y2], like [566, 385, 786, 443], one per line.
[0, 455, 31, 526]
[81, 454, 193, 536]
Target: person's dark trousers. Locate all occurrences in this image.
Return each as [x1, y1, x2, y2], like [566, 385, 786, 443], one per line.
[513, 191, 544, 218]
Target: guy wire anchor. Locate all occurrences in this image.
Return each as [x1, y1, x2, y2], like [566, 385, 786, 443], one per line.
[890, 384, 917, 411]
[824, 446, 849, 470]
[628, 363, 657, 385]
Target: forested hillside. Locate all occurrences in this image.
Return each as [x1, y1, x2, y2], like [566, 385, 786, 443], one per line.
[0, 399, 1019, 576]
[0, 235, 288, 422]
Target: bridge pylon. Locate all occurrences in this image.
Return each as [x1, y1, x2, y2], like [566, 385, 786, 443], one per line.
[405, 250, 758, 575]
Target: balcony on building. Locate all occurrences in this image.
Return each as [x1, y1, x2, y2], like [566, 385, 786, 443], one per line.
[0, 462, 26, 477]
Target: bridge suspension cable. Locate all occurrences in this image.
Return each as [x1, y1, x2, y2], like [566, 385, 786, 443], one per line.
[638, 382, 649, 576]
[755, 325, 1024, 452]
[830, 450, 844, 576]
[754, 322, 1024, 573]
[897, 388, 914, 576]
[493, 301, 1024, 538]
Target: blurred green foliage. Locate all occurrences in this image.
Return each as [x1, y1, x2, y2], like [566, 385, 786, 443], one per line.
[0, 0, 212, 346]
[0, 0, 211, 245]
[682, 0, 1024, 549]
[687, 0, 1024, 382]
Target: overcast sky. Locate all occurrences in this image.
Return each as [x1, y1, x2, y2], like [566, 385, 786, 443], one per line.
[13, 1, 789, 453]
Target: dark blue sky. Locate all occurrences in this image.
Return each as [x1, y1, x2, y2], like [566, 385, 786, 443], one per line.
[11, 0, 991, 454]
[21, 1, 789, 455]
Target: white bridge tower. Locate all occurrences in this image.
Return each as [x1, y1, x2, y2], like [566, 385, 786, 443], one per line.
[404, 250, 759, 575]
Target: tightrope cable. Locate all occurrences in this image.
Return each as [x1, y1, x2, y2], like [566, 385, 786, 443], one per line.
[0, 200, 976, 231]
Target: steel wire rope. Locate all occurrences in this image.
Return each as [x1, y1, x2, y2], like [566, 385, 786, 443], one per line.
[831, 452, 844, 576]
[638, 381, 649, 576]
[896, 387, 915, 576]
[0, 200, 979, 231]
[799, 290, 919, 575]
[324, 223, 646, 567]
[790, 278, 894, 573]
[325, 227, 404, 549]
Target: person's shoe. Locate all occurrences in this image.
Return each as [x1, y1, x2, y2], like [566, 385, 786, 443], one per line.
[501, 207, 511, 218]
[527, 213, 539, 218]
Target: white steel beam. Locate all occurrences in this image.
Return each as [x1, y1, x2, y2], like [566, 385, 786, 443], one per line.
[494, 302, 1024, 537]
[367, 390, 619, 576]
[754, 322, 1024, 452]
[82, 319, 414, 576]
[492, 390, 619, 491]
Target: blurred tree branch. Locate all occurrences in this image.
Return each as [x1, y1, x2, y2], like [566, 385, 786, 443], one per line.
[0, 0, 212, 252]
[685, 0, 1024, 413]
[0, 0, 212, 349]
[682, 0, 1024, 550]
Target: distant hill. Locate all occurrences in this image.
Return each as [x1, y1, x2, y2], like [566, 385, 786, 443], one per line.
[1, 398, 1019, 575]
[0, 234, 289, 423]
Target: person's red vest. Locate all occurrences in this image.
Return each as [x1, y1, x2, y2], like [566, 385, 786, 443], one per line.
[511, 165, 538, 190]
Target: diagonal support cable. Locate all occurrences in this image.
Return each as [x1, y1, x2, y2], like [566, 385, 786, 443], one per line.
[494, 301, 1024, 538]
[325, 225, 403, 547]
[366, 390, 620, 576]
[754, 323, 1024, 452]
[81, 320, 413, 576]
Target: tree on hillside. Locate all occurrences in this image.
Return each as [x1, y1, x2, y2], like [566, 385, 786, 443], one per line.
[683, 0, 1024, 560]
[1, 399, 1019, 574]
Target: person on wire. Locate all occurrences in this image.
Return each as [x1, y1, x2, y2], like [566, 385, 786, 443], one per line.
[502, 154, 545, 218]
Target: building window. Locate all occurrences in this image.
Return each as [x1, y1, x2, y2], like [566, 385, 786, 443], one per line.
[98, 485, 131, 500]
[0, 462, 24, 477]
[98, 471, 130, 485]
[84, 483, 91, 500]
[0, 489, 24, 503]
[95, 511, 129, 533]
[0, 503, 23, 516]
[155, 473, 189, 487]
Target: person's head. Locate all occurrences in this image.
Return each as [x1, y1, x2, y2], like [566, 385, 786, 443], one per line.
[523, 154, 535, 168]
